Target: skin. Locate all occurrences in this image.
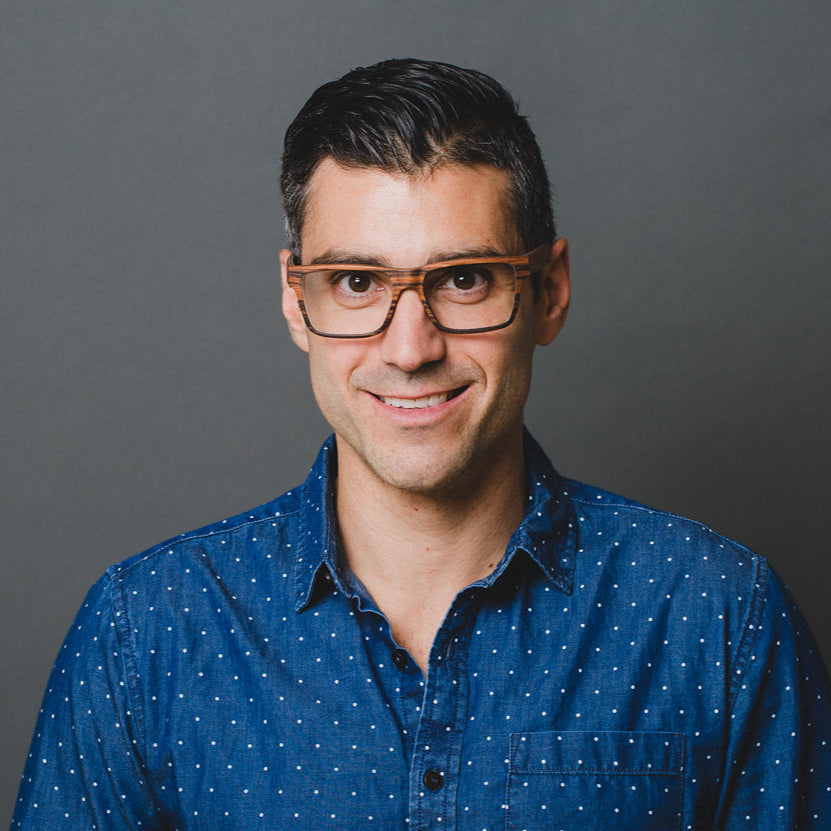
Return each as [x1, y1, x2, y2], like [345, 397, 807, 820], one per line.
[281, 159, 570, 669]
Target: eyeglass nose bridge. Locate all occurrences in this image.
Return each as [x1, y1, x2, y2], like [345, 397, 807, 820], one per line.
[379, 270, 444, 333]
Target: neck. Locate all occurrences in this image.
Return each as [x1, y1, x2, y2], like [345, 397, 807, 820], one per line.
[334, 431, 527, 670]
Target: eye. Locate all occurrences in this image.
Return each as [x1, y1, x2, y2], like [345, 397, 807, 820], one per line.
[321, 268, 388, 308]
[433, 265, 493, 294]
[333, 271, 375, 294]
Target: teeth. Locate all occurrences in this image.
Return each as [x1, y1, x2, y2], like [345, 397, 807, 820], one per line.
[381, 393, 448, 409]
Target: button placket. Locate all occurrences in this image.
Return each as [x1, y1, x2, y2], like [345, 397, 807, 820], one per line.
[407, 612, 473, 830]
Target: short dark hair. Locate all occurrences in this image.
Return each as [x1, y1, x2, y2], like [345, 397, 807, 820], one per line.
[280, 58, 555, 257]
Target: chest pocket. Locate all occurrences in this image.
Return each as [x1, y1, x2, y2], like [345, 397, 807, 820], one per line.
[506, 731, 685, 831]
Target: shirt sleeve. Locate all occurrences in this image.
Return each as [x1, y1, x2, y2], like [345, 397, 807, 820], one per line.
[10, 572, 159, 830]
[713, 564, 831, 829]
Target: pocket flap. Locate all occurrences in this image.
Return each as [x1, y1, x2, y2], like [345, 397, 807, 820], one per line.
[509, 730, 685, 775]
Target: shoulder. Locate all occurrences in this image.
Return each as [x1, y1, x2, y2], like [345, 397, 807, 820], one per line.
[98, 484, 305, 595]
[560, 478, 771, 658]
[563, 477, 763, 583]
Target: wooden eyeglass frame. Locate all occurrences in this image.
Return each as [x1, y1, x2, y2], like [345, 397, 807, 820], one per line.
[286, 244, 551, 338]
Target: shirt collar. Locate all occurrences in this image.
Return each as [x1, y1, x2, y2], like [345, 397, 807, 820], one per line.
[294, 429, 576, 611]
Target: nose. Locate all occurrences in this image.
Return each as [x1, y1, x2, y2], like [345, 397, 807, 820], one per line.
[378, 289, 446, 371]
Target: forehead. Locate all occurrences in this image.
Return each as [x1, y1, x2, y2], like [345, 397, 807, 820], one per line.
[301, 159, 520, 265]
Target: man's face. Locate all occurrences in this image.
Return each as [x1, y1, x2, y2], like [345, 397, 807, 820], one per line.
[281, 159, 569, 496]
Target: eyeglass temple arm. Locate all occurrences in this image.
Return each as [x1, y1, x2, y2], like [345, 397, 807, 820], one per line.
[526, 243, 552, 275]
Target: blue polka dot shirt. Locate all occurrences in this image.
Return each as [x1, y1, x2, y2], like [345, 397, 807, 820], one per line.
[12, 432, 831, 829]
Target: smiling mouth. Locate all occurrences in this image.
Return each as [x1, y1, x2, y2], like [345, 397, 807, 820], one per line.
[376, 386, 467, 409]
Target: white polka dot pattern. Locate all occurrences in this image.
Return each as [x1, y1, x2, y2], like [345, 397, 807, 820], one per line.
[10, 432, 831, 829]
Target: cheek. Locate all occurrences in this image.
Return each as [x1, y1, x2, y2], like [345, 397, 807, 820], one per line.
[306, 341, 363, 412]
[495, 317, 536, 375]
[466, 336, 534, 415]
[487, 329, 536, 406]
[308, 346, 340, 407]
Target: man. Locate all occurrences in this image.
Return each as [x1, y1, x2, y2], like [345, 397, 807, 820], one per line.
[11, 58, 831, 830]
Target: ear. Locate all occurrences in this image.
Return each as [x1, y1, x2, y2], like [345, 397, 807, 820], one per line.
[280, 248, 310, 353]
[534, 237, 570, 346]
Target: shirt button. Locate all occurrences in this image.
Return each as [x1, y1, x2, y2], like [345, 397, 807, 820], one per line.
[391, 648, 408, 669]
[423, 768, 444, 791]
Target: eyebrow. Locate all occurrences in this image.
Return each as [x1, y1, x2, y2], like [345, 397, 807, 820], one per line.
[306, 245, 510, 268]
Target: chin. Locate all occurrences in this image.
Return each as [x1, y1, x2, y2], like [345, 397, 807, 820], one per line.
[359, 440, 483, 496]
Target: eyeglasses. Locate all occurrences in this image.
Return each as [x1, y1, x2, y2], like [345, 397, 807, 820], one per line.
[286, 245, 550, 338]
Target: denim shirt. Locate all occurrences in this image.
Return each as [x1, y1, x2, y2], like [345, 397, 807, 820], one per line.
[11, 433, 831, 830]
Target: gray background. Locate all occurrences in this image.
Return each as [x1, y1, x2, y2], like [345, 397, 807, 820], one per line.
[2, 0, 829, 820]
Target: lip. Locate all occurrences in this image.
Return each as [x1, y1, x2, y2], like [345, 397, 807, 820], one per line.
[373, 386, 467, 409]
[366, 385, 470, 423]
